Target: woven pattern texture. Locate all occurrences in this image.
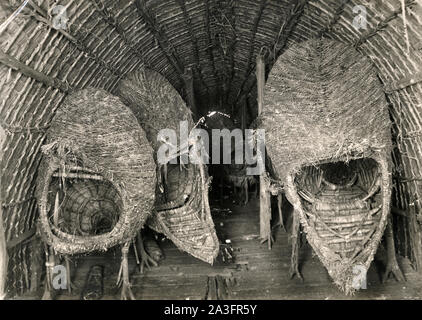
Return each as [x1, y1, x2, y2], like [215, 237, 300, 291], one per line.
[260, 39, 393, 294]
[260, 39, 392, 179]
[118, 69, 219, 264]
[35, 88, 156, 254]
[0, 0, 421, 295]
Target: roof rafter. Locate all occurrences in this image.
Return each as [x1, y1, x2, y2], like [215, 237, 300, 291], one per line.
[25, 0, 124, 80]
[89, 0, 147, 68]
[175, 0, 211, 99]
[236, 0, 308, 108]
[233, 0, 268, 105]
[134, 0, 184, 76]
[354, 0, 416, 48]
[317, 0, 349, 38]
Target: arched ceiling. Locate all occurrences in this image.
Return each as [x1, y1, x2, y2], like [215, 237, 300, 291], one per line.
[0, 0, 422, 294]
[1, 1, 421, 116]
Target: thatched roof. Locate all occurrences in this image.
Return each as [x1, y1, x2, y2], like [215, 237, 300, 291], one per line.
[0, 0, 421, 295]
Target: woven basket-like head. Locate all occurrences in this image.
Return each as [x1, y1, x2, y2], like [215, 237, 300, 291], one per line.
[148, 163, 219, 264]
[118, 69, 219, 264]
[286, 155, 392, 294]
[117, 68, 194, 153]
[259, 39, 392, 294]
[35, 88, 156, 254]
[46, 178, 122, 237]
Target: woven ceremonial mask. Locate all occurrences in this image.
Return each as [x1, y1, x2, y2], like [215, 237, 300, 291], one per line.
[36, 88, 156, 254]
[259, 39, 392, 294]
[118, 69, 219, 264]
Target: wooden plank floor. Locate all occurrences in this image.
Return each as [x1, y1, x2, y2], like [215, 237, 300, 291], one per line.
[32, 197, 422, 300]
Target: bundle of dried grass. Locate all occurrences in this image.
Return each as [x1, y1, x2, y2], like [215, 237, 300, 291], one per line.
[117, 69, 219, 264]
[259, 39, 393, 294]
[35, 88, 156, 254]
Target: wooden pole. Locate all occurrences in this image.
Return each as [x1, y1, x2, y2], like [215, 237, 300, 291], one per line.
[52, 172, 104, 180]
[241, 99, 246, 133]
[0, 50, 70, 92]
[409, 202, 422, 271]
[182, 67, 198, 120]
[256, 55, 272, 248]
[0, 126, 7, 299]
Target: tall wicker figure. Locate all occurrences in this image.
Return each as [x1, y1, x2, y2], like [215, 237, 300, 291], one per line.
[259, 39, 404, 294]
[35, 88, 156, 299]
[117, 69, 219, 266]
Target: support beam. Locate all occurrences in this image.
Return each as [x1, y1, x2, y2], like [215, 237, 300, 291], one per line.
[181, 67, 198, 119]
[238, 0, 307, 109]
[256, 55, 272, 248]
[26, 0, 123, 80]
[5, 228, 36, 249]
[0, 49, 71, 92]
[385, 70, 422, 93]
[52, 172, 104, 181]
[354, 0, 416, 48]
[175, 0, 210, 98]
[1, 197, 35, 209]
[220, 0, 236, 106]
[204, 0, 221, 98]
[234, 0, 268, 103]
[392, 206, 408, 217]
[409, 203, 422, 271]
[0, 126, 7, 300]
[241, 100, 246, 133]
[0, 122, 49, 134]
[135, 0, 184, 76]
[394, 175, 422, 183]
[256, 55, 265, 128]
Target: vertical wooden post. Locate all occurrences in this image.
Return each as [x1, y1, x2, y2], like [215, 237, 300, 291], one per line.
[0, 126, 7, 299]
[409, 200, 422, 271]
[182, 67, 198, 120]
[241, 99, 246, 133]
[256, 55, 272, 248]
[241, 98, 248, 205]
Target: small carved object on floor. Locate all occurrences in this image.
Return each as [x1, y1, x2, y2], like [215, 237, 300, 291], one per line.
[81, 265, 104, 300]
[204, 275, 233, 300]
[144, 233, 164, 263]
[219, 242, 234, 264]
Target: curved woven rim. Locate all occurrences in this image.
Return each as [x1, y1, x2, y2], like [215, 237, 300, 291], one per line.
[285, 153, 392, 294]
[35, 88, 156, 254]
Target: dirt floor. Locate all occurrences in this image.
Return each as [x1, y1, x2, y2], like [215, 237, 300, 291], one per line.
[19, 193, 422, 300]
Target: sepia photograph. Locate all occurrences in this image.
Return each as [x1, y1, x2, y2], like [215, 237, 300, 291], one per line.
[0, 0, 421, 309]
